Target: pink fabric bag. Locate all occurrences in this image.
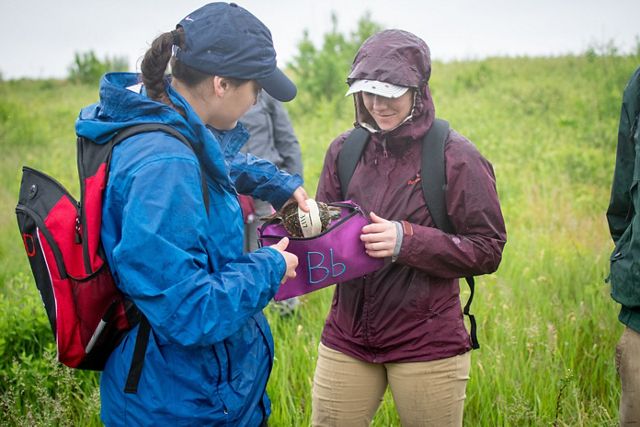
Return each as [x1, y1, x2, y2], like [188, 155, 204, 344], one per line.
[258, 201, 384, 300]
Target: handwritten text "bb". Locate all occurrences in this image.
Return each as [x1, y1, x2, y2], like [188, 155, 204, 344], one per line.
[307, 249, 346, 284]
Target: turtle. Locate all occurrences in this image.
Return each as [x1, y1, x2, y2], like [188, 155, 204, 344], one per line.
[262, 199, 342, 238]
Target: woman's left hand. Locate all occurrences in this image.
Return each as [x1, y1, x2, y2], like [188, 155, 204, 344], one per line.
[360, 212, 397, 258]
[291, 186, 310, 212]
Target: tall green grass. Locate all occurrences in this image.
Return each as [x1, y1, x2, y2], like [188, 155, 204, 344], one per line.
[1, 53, 637, 426]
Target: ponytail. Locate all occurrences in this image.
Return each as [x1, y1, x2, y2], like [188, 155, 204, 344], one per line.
[140, 29, 184, 110]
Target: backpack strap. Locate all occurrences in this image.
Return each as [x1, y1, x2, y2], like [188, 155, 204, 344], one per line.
[124, 317, 150, 394]
[461, 277, 478, 349]
[421, 119, 452, 232]
[421, 119, 479, 350]
[108, 124, 211, 393]
[337, 126, 370, 199]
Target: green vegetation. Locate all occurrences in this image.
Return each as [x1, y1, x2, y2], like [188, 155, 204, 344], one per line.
[68, 50, 128, 85]
[1, 35, 638, 427]
[288, 12, 382, 116]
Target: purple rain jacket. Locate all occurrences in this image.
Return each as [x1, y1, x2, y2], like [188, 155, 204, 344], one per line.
[315, 30, 507, 363]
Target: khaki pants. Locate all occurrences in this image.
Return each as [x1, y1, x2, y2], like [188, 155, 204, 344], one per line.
[312, 342, 471, 427]
[616, 326, 640, 426]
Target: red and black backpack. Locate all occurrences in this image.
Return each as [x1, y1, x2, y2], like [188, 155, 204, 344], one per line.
[15, 123, 208, 393]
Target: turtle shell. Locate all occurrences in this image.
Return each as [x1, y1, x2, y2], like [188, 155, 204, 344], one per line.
[263, 200, 341, 238]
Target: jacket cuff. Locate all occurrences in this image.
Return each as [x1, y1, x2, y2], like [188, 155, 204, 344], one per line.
[396, 221, 415, 263]
[270, 173, 304, 210]
[260, 246, 287, 291]
[391, 221, 404, 262]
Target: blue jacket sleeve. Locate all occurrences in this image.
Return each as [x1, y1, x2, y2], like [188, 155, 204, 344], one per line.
[111, 155, 286, 347]
[230, 152, 303, 210]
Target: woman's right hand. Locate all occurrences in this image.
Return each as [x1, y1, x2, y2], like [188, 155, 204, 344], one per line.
[270, 237, 298, 283]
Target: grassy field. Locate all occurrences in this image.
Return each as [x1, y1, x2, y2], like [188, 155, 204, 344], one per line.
[1, 52, 638, 426]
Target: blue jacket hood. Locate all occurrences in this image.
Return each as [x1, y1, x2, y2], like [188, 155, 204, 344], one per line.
[76, 72, 193, 143]
[76, 72, 250, 188]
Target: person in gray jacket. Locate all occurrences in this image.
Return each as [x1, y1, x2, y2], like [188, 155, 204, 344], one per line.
[241, 92, 304, 314]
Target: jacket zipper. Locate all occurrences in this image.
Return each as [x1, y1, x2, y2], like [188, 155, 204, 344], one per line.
[211, 344, 230, 416]
[260, 202, 361, 240]
[365, 137, 391, 362]
[252, 315, 274, 423]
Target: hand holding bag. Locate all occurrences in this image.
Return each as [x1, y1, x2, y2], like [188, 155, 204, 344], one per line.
[258, 201, 384, 300]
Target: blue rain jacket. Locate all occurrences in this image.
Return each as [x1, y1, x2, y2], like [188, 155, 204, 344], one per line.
[75, 73, 303, 426]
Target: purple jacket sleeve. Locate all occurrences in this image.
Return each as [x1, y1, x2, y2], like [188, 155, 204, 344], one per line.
[398, 133, 506, 278]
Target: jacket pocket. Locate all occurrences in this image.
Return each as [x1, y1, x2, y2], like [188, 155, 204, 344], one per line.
[251, 314, 273, 422]
[610, 221, 640, 309]
[252, 313, 274, 364]
[214, 315, 273, 422]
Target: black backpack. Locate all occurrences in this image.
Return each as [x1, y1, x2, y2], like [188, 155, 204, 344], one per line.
[337, 118, 479, 349]
[16, 123, 208, 393]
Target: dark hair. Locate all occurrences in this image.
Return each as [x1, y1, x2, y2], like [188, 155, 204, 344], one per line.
[141, 28, 249, 112]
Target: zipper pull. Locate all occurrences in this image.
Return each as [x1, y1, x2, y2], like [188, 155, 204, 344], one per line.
[75, 216, 82, 244]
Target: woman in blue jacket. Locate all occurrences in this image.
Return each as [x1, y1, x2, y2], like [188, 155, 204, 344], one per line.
[75, 3, 306, 425]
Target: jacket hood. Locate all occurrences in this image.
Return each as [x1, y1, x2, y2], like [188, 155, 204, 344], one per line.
[348, 29, 431, 88]
[76, 72, 196, 144]
[75, 72, 246, 186]
[348, 29, 435, 140]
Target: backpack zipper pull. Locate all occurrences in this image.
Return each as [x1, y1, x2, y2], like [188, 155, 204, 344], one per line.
[75, 216, 82, 244]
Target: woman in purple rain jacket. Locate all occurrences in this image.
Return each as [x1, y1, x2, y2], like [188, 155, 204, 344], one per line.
[312, 29, 507, 426]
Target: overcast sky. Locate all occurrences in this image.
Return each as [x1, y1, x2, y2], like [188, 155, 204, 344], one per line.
[1, 0, 638, 79]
